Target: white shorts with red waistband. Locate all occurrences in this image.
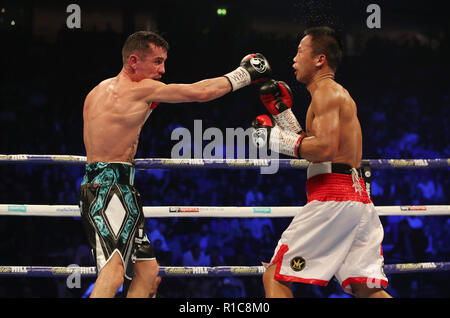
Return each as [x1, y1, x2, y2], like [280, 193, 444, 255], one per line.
[268, 162, 388, 294]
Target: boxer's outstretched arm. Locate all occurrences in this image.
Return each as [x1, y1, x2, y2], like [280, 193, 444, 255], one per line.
[299, 90, 341, 162]
[132, 53, 272, 104]
[137, 77, 232, 104]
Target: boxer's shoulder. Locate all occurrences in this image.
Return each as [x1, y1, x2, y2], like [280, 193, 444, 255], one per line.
[313, 81, 343, 99]
[85, 77, 115, 99]
[310, 87, 344, 114]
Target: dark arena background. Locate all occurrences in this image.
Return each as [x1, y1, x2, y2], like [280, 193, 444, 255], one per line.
[0, 0, 449, 299]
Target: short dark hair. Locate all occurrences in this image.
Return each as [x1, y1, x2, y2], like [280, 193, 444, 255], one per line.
[303, 26, 342, 72]
[122, 31, 169, 65]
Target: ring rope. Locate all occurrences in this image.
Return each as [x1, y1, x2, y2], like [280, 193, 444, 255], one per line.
[1, 204, 449, 217]
[0, 262, 448, 278]
[2, 157, 448, 283]
[0, 154, 449, 169]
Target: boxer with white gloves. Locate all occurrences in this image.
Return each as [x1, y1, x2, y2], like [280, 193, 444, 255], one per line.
[80, 30, 272, 298]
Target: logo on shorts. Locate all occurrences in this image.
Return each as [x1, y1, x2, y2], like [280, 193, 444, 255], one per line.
[290, 256, 306, 272]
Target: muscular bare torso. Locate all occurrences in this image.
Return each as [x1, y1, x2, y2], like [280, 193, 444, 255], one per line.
[83, 73, 154, 163]
[305, 80, 362, 168]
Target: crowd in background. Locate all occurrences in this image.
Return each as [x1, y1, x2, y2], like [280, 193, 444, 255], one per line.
[0, 19, 449, 298]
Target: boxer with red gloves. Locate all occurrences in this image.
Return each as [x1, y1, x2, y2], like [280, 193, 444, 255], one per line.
[261, 26, 391, 299]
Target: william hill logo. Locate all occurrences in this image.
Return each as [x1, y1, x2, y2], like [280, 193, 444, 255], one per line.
[290, 257, 306, 272]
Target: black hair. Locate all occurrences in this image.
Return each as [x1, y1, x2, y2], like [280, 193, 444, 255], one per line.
[122, 31, 169, 64]
[304, 26, 342, 72]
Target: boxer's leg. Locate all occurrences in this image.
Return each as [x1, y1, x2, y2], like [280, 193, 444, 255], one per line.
[127, 259, 159, 298]
[263, 264, 293, 298]
[351, 284, 392, 298]
[90, 252, 125, 298]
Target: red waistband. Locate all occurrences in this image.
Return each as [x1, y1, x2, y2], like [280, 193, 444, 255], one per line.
[306, 173, 372, 204]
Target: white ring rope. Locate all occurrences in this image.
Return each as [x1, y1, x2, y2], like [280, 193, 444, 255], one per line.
[1, 204, 449, 217]
[1, 155, 448, 281]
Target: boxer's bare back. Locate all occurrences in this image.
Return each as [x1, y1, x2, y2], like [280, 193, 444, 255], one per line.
[81, 30, 274, 298]
[83, 43, 231, 164]
[83, 43, 168, 164]
[83, 75, 153, 164]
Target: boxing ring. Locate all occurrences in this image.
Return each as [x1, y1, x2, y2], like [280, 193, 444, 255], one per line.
[0, 155, 449, 290]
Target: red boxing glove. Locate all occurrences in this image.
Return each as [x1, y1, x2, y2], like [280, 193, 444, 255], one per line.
[258, 80, 303, 133]
[251, 114, 305, 158]
[252, 114, 275, 128]
[259, 80, 293, 115]
[251, 114, 275, 149]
